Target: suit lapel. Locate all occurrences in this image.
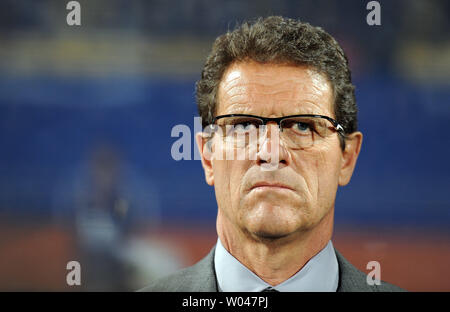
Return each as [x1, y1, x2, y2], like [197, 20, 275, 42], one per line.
[188, 247, 218, 292]
[335, 248, 376, 292]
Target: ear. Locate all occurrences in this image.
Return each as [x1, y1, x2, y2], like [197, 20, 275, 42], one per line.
[338, 131, 363, 186]
[195, 132, 214, 186]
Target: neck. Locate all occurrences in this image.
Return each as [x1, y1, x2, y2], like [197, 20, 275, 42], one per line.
[216, 208, 334, 286]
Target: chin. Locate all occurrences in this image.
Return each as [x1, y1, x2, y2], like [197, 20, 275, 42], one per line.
[243, 205, 308, 237]
[246, 219, 301, 241]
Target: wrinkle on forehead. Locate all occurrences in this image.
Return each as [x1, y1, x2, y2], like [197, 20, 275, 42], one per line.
[217, 62, 334, 117]
[222, 101, 326, 116]
[305, 68, 331, 95]
[222, 69, 242, 87]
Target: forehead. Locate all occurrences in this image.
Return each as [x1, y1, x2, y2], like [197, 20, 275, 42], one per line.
[217, 61, 334, 117]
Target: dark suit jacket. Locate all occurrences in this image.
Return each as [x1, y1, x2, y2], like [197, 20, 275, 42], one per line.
[140, 247, 405, 292]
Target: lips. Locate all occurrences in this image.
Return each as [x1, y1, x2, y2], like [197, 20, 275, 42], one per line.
[250, 181, 294, 191]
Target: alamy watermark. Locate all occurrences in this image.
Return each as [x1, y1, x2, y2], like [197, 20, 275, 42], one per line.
[66, 260, 81, 286]
[366, 1, 381, 26]
[366, 260, 381, 286]
[170, 117, 281, 171]
[64, 1, 380, 27]
[66, 1, 81, 26]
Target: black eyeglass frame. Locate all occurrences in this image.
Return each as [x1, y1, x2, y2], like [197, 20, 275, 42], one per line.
[212, 114, 346, 148]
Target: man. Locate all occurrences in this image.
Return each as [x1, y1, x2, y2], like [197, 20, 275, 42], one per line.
[142, 16, 403, 292]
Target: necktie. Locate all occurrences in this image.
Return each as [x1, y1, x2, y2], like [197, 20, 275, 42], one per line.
[261, 287, 279, 292]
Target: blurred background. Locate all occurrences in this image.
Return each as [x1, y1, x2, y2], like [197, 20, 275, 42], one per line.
[0, 0, 449, 291]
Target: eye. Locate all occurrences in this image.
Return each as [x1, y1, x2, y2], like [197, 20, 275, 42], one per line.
[294, 122, 311, 132]
[228, 119, 260, 135]
[235, 121, 256, 131]
[283, 119, 313, 133]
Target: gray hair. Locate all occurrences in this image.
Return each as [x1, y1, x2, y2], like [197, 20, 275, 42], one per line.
[196, 16, 358, 149]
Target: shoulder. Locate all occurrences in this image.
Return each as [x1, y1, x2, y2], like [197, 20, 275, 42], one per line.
[138, 247, 218, 292]
[335, 249, 406, 292]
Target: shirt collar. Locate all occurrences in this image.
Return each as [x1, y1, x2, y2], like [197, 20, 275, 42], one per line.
[214, 238, 339, 292]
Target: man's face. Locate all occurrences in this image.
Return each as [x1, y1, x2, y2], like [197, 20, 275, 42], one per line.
[197, 61, 362, 240]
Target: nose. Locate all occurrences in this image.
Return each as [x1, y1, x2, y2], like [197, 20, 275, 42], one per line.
[256, 123, 289, 170]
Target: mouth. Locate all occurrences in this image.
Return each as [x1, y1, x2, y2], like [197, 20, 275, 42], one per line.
[250, 182, 294, 192]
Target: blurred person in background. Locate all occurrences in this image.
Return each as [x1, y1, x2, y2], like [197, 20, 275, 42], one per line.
[142, 16, 404, 292]
[53, 143, 183, 291]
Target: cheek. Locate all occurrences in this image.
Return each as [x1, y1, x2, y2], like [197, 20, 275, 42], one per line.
[212, 157, 248, 205]
[314, 144, 342, 200]
[212, 159, 228, 191]
[291, 149, 319, 199]
[212, 140, 250, 194]
[291, 143, 341, 201]
[211, 140, 231, 188]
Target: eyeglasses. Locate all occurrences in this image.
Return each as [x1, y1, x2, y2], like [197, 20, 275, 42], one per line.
[210, 114, 345, 149]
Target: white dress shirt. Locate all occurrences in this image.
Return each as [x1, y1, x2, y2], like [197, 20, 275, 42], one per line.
[214, 238, 339, 292]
